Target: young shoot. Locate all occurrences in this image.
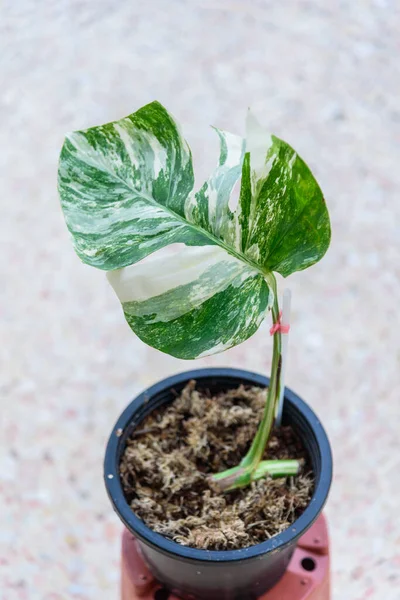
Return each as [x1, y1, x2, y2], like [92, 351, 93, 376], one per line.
[58, 101, 331, 492]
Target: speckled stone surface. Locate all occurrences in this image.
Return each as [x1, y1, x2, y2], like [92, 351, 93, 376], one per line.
[1, 2, 400, 599]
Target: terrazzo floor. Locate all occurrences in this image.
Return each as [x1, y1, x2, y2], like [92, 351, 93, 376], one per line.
[1, 2, 400, 599]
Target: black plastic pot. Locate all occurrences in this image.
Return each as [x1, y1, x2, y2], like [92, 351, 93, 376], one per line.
[104, 368, 332, 600]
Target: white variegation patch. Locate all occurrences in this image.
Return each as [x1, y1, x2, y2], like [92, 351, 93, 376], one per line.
[196, 341, 232, 359]
[113, 123, 140, 170]
[107, 244, 258, 325]
[107, 244, 242, 303]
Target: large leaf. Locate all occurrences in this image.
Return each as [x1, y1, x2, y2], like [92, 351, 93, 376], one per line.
[58, 101, 330, 359]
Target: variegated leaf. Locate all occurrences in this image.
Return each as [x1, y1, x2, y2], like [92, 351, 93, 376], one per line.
[107, 245, 270, 360]
[58, 101, 205, 270]
[58, 101, 330, 358]
[238, 112, 330, 276]
[185, 128, 245, 245]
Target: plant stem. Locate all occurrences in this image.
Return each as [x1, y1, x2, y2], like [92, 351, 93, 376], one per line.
[253, 459, 300, 481]
[211, 273, 288, 491]
[240, 273, 281, 469]
[210, 460, 299, 492]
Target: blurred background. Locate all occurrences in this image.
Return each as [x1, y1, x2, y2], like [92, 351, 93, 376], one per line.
[1, 1, 400, 599]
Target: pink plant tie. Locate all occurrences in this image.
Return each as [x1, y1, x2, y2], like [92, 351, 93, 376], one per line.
[269, 311, 290, 336]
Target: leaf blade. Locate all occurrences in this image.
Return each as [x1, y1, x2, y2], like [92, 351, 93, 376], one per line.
[239, 111, 331, 276]
[186, 128, 245, 248]
[58, 101, 200, 270]
[107, 245, 271, 359]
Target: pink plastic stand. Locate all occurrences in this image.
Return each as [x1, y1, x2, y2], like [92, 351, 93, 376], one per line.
[121, 514, 330, 600]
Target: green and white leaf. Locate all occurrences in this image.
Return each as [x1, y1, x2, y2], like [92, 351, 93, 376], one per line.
[58, 102, 201, 271]
[58, 101, 330, 359]
[238, 112, 330, 277]
[107, 245, 270, 360]
[185, 128, 245, 246]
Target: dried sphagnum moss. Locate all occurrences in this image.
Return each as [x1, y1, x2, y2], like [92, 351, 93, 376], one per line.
[120, 381, 313, 550]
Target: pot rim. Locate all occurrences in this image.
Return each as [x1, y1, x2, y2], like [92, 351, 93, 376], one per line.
[104, 368, 332, 563]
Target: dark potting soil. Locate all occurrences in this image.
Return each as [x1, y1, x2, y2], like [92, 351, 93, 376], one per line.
[120, 381, 314, 550]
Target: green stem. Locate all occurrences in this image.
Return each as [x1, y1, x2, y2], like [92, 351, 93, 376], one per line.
[240, 274, 281, 469]
[253, 459, 299, 482]
[211, 273, 284, 491]
[210, 459, 299, 491]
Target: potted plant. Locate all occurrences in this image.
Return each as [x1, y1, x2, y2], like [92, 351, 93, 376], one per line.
[58, 101, 332, 600]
